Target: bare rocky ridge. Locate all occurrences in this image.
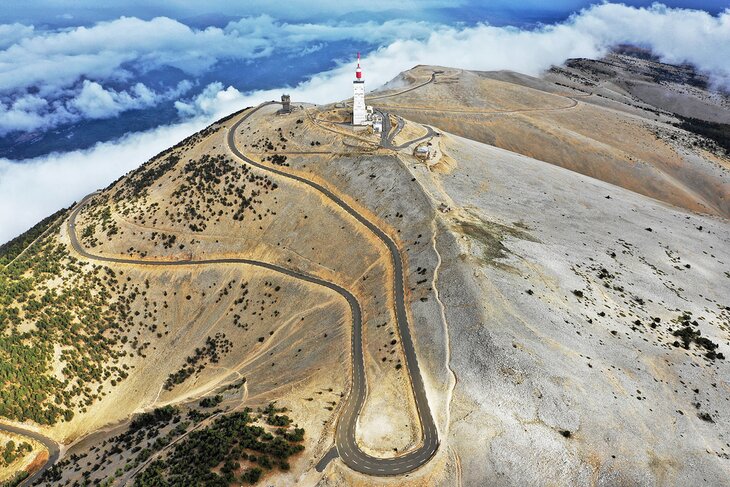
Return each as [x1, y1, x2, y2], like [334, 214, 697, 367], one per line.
[375, 57, 730, 219]
[0, 51, 728, 486]
[549, 46, 730, 124]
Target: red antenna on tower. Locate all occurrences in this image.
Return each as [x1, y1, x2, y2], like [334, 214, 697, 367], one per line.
[355, 52, 363, 79]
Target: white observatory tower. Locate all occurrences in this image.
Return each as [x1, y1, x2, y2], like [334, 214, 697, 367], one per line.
[352, 52, 367, 125]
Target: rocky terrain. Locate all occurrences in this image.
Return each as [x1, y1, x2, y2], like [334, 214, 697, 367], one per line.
[0, 49, 728, 486]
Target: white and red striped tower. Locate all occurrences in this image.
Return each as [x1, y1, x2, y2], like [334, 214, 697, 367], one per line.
[352, 52, 367, 125]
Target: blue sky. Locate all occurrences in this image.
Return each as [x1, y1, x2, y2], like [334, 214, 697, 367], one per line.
[0, 1, 728, 242]
[1, 1, 727, 25]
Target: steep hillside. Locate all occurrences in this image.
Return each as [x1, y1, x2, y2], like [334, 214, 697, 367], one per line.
[0, 101, 439, 486]
[416, 133, 729, 486]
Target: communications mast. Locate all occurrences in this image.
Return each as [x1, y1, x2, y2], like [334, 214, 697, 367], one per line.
[352, 52, 367, 125]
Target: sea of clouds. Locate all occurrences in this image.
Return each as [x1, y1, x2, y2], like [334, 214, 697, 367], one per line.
[1, 3, 729, 242]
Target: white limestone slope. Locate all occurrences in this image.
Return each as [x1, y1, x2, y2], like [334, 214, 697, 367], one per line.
[417, 133, 730, 486]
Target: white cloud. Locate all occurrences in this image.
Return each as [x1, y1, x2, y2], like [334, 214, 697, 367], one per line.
[0, 80, 193, 135]
[223, 15, 434, 45]
[0, 116, 209, 242]
[0, 23, 34, 49]
[347, 3, 730, 88]
[174, 4, 730, 122]
[0, 15, 434, 95]
[1, 4, 727, 102]
[0, 15, 435, 135]
[69, 80, 193, 119]
[4, 4, 718, 117]
[175, 82, 230, 117]
[70, 81, 126, 119]
[0, 97, 50, 133]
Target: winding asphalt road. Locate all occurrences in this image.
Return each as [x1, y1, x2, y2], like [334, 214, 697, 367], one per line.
[58, 102, 438, 477]
[0, 423, 60, 486]
[5, 94, 440, 482]
[366, 72, 439, 102]
[228, 105, 439, 475]
[66, 193, 371, 480]
[5, 67, 595, 482]
[379, 112, 438, 150]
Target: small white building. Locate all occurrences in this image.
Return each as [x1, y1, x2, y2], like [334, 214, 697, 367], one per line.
[371, 113, 383, 133]
[415, 144, 430, 159]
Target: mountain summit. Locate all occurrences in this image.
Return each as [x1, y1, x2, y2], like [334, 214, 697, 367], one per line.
[1, 52, 728, 486]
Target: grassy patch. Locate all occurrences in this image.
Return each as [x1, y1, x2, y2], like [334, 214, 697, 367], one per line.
[453, 214, 537, 271]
